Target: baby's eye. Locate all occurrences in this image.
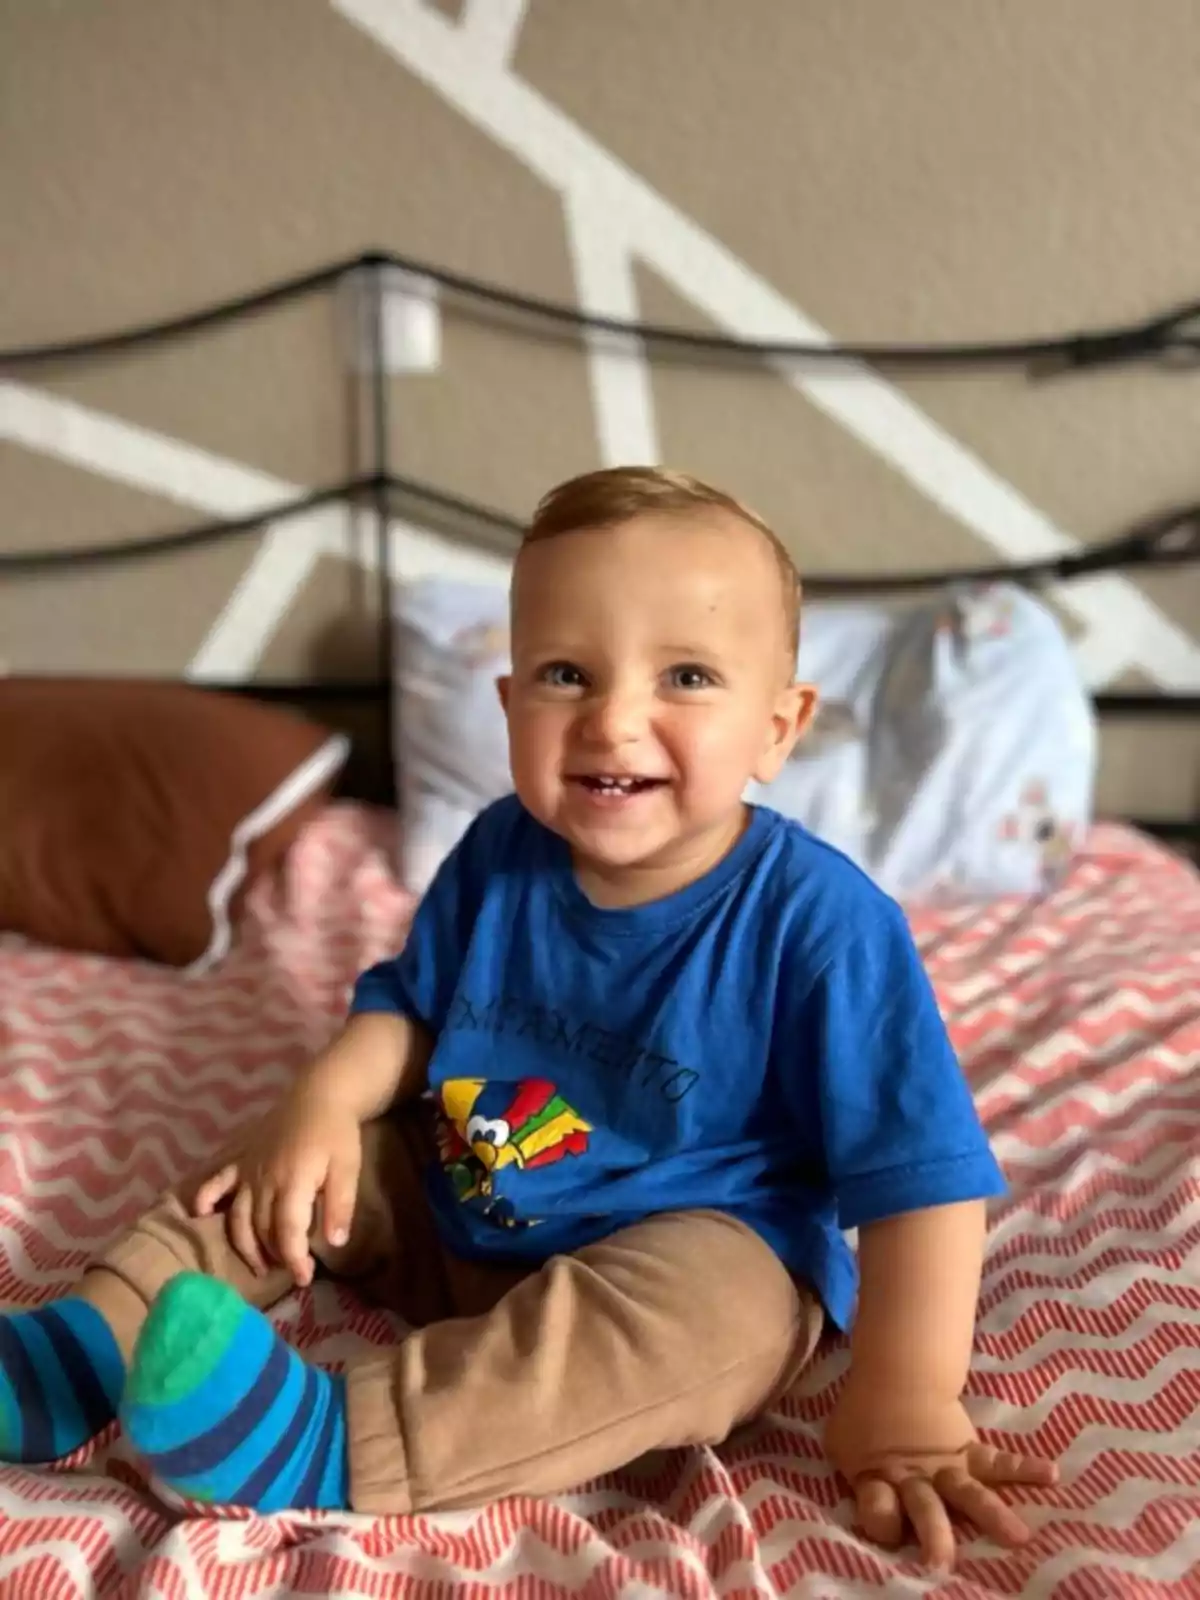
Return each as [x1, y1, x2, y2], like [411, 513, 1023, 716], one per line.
[539, 661, 587, 689]
[665, 664, 715, 691]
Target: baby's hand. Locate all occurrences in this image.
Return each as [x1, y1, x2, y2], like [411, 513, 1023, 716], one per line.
[192, 1084, 363, 1287]
[825, 1383, 1059, 1571]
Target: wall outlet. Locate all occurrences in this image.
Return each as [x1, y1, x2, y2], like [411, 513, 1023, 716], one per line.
[343, 264, 442, 375]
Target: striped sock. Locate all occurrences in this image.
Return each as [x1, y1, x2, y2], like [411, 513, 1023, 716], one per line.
[120, 1274, 349, 1512]
[0, 1298, 125, 1463]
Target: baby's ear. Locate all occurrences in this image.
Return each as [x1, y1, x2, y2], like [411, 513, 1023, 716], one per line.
[791, 683, 819, 740]
[755, 682, 818, 784]
[495, 675, 512, 712]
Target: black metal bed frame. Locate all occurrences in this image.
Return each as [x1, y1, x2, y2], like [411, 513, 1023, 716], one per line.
[2, 252, 1198, 844]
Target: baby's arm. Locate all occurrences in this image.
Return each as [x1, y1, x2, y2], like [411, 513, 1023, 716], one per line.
[850, 1197, 986, 1402]
[192, 1012, 432, 1280]
[826, 1200, 1057, 1570]
[791, 894, 1059, 1567]
[297, 1009, 433, 1125]
[195, 807, 495, 1278]
[305, 792, 505, 1127]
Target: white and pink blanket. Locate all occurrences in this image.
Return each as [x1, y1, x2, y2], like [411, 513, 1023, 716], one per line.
[2, 806, 1197, 1598]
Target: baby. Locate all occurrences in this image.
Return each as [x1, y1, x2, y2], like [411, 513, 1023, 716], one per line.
[0, 468, 1058, 1569]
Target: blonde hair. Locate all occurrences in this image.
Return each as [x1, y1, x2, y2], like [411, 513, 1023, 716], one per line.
[524, 466, 801, 663]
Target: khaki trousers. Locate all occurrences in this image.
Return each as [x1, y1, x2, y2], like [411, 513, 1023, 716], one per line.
[90, 1107, 824, 1515]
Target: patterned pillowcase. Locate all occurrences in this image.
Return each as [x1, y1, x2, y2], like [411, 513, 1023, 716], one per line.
[394, 578, 513, 895]
[864, 583, 1097, 899]
[391, 576, 1096, 902]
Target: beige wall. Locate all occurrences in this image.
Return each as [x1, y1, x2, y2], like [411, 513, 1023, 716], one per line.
[2, 0, 1198, 821]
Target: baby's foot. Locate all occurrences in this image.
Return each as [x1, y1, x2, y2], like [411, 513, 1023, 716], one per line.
[121, 1274, 349, 1512]
[0, 1298, 125, 1462]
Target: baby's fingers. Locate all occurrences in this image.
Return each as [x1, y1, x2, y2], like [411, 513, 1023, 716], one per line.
[322, 1154, 361, 1250]
[973, 1445, 1060, 1488]
[935, 1469, 1036, 1549]
[229, 1185, 270, 1276]
[898, 1477, 956, 1571]
[254, 1187, 278, 1267]
[854, 1476, 903, 1550]
[193, 1162, 239, 1216]
[274, 1185, 317, 1287]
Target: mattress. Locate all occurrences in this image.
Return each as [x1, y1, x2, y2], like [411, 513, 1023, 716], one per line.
[1, 806, 1197, 1599]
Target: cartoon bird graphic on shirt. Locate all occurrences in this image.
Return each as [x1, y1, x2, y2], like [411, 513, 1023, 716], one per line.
[436, 1078, 592, 1224]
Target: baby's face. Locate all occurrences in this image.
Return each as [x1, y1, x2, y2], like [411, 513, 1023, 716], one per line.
[498, 512, 813, 898]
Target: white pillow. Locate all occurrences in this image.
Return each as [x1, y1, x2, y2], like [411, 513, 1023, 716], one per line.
[765, 584, 1096, 898]
[746, 602, 894, 863]
[394, 577, 513, 894]
[863, 583, 1097, 898]
[391, 576, 1096, 902]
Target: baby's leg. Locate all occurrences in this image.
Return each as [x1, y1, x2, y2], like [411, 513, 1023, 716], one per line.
[114, 1207, 823, 1515]
[347, 1208, 825, 1514]
[116, 1116, 434, 1512]
[0, 1155, 287, 1467]
[0, 1296, 125, 1465]
[0, 1121, 400, 1468]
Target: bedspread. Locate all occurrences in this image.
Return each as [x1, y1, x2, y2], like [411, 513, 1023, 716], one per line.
[1, 807, 1197, 1598]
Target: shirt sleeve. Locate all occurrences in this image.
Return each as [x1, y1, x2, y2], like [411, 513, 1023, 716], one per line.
[796, 899, 1006, 1230]
[348, 805, 497, 1032]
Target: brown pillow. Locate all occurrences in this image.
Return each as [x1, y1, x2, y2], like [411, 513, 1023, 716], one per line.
[0, 679, 349, 970]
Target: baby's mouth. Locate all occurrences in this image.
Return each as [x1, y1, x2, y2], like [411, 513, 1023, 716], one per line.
[570, 774, 666, 796]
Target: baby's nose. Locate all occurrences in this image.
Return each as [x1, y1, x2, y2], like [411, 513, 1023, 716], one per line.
[582, 690, 647, 745]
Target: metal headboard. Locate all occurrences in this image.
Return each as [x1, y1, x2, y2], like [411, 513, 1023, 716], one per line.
[1, 252, 1197, 842]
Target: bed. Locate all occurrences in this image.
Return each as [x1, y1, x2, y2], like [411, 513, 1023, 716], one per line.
[2, 258, 1199, 1597]
[1, 801, 1197, 1598]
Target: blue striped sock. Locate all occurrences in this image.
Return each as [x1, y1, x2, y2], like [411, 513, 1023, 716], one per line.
[120, 1274, 349, 1512]
[0, 1298, 125, 1463]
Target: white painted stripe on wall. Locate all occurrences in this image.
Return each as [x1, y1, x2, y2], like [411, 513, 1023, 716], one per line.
[563, 192, 661, 467]
[1, 381, 294, 515]
[334, 0, 1200, 691]
[455, 0, 529, 69]
[382, 517, 512, 587]
[0, 380, 343, 681]
[196, 511, 509, 678]
[187, 523, 338, 681]
[0, 381, 508, 678]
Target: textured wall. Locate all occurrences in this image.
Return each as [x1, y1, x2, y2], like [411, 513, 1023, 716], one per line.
[2, 0, 1198, 820]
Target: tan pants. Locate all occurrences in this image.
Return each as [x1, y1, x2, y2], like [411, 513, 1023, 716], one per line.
[88, 1107, 824, 1515]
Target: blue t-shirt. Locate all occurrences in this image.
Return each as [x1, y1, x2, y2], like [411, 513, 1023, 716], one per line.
[351, 795, 1005, 1330]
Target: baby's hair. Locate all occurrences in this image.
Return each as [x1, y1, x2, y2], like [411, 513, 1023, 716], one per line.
[523, 465, 801, 666]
